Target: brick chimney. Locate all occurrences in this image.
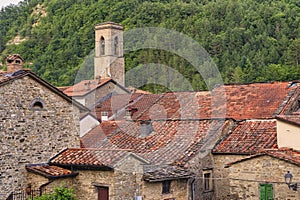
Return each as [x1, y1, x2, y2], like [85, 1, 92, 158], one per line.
[6, 54, 24, 73]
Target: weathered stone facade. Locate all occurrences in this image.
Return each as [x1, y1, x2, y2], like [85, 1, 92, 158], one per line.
[0, 74, 81, 199]
[27, 154, 146, 200]
[213, 154, 247, 200]
[226, 155, 300, 200]
[143, 179, 188, 200]
[82, 81, 128, 108]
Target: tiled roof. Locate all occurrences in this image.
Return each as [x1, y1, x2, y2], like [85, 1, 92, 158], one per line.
[94, 93, 144, 120]
[87, 119, 229, 165]
[225, 148, 300, 167]
[26, 163, 78, 179]
[93, 81, 296, 121]
[143, 165, 194, 182]
[213, 120, 277, 154]
[276, 115, 300, 126]
[63, 79, 112, 97]
[200, 82, 295, 120]
[0, 69, 29, 85]
[49, 148, 146, 169]
[80, 121, 123, 148]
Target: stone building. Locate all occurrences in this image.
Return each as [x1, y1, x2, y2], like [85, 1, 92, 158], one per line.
[0, 55, 87, 199]
[63, 22, 129, 109]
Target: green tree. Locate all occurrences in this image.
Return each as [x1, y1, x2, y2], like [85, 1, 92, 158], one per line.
[34, 185, 77, 200]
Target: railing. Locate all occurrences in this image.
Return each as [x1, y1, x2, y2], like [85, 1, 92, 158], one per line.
[6, 190, 41, 200]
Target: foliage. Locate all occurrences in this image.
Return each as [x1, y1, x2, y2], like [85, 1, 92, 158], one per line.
[0, 0, 300, 92]
[33, 185, 77, 200]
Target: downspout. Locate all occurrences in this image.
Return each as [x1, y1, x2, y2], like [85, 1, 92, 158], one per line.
[191, 178, 195, 200]
[39, 180, 53, 196]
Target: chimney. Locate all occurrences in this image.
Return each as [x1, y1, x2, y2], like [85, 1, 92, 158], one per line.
[101, 111, 108, 121]
[84, 81, 91, 90]
[140, 121, 153, 138]
[6, 54, 24, 73]
[95, 75, 101, 83]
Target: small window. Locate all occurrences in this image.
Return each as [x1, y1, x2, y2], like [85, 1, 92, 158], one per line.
[114, 37, 118, 56]
[100, 36, 105, 55]
[125, 110, 131, 117]
[203, 170, 213, 192]
[162, 180, 171, 194]
[101, 111, 109, 121]
[30, 98, 45, 110]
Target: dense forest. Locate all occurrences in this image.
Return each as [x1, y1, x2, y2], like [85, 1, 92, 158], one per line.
[0, 0, 300, 92]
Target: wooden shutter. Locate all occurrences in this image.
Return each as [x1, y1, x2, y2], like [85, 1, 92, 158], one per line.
[260, 184, 273, 200]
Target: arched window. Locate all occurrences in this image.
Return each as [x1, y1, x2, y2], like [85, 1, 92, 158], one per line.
[30, 98, 45, 110]
[114, 37, 118, 56]
[100, 36, 105, 55]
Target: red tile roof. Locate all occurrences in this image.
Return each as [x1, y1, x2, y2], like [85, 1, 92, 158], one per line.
[199, 82, 295, 120]
[93, 82, 296, 121]
[80, 121, 124, 148]
[225, 148, 300, 167]
[213, 120, 277, 154]
[63, 78, 112, 97]
[94, 93, 144, 120]
[26, 164, 78, 179]
[49, 148, 146, 169]
[85, 119, 230, 166]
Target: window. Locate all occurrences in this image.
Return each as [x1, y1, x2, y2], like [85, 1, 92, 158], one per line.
[30, 98, 45, 110]
[100, 36, 105, 55]
[203, 170, 213, 192]
[162, 180, 171, 194]
[114, 37, 118, 56]
[101, 111, 108, 121]
[260, 184, 273, 200]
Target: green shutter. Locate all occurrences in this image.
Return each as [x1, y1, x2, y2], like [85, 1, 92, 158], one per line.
[260, 184, 273, 200]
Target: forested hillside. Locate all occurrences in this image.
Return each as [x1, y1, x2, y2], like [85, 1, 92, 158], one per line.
[0, 0, 299, 92]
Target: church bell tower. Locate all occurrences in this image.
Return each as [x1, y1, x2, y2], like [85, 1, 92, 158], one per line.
[94, 22, 125, 86]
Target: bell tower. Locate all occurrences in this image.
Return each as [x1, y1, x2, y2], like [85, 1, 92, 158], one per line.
[94, 22, 124, 86]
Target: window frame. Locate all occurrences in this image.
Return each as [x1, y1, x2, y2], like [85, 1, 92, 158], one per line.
[162, 180, 171, 194]
[203, 169, 213, 192]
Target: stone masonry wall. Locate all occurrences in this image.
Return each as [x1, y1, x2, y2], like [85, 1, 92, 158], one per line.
[0, 76, 80, 199]
[213, 154, 246, 200]
[228, 155, 300, 200]
[85, 81, 128, 108]
[142, 179, 188, 200]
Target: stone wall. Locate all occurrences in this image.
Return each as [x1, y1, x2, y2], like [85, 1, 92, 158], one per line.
[213, 154, 246, 200]
[27, 155, 145, 200]
[84, 81, 128, 108]
[0, 75, 80, 199]
[142, 179, 188, 200]
[227, 155, 300, 200]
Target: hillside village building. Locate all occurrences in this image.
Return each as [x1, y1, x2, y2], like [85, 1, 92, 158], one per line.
[3, 22, 300, 200]
[0, 55, 88, 199]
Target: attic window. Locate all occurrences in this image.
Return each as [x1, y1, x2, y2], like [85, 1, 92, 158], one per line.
[30, 98, 45, 110]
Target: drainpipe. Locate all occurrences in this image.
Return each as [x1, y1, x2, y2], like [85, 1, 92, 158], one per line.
[191, 178, 195, 200]
[39, 180, 53, 196]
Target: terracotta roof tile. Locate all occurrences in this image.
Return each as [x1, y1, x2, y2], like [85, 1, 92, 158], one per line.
[85, 119, 229, 165]
[80, 121, 124, 148]
[49, 148, 137, 169]
[225, 148, 300, 167]
[94, 93, 144, 120]
[63, 78, 112, 97]
[26, 163, 78, 179]
[213, 120, 277, 154]
[93, 82, 295, 121]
